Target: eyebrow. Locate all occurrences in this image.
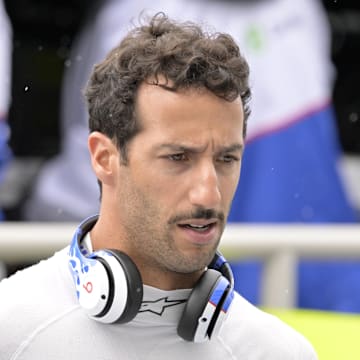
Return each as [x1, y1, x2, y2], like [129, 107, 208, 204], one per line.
[156, 143, 243, 154]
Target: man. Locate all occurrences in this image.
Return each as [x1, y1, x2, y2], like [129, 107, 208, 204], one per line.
[0, 13, 317, 359]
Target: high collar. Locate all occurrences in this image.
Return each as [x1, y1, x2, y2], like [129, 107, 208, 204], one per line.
[132, 285, 192, 326]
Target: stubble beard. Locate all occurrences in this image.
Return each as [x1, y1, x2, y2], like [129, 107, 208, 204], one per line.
[120, 182, 226, 277]
[125, 219, 221, 275]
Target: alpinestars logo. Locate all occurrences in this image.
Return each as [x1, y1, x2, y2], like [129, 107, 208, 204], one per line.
[139, 297, 187, 316]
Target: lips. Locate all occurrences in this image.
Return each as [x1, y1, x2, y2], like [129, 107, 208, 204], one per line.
[177, 219, 218, 244]
[179, 223, 214, 232]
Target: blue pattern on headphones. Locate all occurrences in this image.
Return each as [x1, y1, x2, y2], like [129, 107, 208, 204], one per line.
[68, 215, 99, 299]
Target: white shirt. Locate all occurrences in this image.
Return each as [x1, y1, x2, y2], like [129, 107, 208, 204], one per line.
[0, 247, 317, 359]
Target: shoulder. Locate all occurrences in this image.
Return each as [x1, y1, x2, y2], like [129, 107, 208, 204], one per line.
[0, 247, 73, 302]
[218, 292, 318, 359]
[0, 247, 80, 356]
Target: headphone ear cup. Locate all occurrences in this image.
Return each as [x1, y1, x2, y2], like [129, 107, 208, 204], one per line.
[177, 269, 226, 342]
[95, 249, 143, 324]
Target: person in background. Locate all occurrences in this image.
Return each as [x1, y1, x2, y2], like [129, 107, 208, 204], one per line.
[23, 0, 359, 312]
[0, 13, 318, 359]
[0, 0, 13, 280]
[0, 0, 13, 221]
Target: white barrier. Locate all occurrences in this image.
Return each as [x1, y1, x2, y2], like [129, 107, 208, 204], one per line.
[1, 222, 360, 308]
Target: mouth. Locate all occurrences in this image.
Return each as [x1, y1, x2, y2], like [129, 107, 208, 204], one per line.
[176, 219, 219, 244]
[178, 222, 216, 232]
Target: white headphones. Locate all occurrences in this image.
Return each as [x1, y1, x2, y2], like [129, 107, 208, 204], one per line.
[68, 214, 235, 342]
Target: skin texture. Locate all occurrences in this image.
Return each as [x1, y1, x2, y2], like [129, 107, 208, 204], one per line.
[88, 81, 244, 290]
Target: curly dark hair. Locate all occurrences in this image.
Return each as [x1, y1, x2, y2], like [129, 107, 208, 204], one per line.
[84, 12, 251, 162]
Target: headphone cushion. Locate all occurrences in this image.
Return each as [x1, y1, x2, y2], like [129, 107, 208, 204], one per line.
[177, 269, 225, 341]
[100, 249, 143, 323]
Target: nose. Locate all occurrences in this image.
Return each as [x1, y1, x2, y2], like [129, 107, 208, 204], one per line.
[188, 161, 221, 209]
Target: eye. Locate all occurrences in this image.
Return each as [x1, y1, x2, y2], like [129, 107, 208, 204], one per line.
[218, 154, 239, 164]
[168, 153, 188, 161]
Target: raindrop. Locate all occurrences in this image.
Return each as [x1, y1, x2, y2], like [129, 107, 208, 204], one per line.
[24, 86, 29, 92]
[349, 112, 358, 123]
[64, 59, 72, 68]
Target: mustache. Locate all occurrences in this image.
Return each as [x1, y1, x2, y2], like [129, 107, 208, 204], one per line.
[168, 207, 225, 225]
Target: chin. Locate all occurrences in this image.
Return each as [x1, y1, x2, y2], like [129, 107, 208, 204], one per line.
[178, 248, 216, 272]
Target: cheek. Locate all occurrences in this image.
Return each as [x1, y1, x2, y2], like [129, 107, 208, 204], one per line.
[143, 180, 180, 217]
[130, 171, 171, 213]
[233, 164, 242, 190]
[135, 162, 184, 199]
[221, 167, 241, 201]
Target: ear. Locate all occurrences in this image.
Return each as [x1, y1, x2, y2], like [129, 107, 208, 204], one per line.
[88, 132, 119, 185]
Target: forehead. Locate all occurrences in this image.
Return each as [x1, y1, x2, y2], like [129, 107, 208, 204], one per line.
[134, 81, 244, 146]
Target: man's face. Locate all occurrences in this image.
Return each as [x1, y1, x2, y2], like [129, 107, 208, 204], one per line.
[113, 82, 244, 276]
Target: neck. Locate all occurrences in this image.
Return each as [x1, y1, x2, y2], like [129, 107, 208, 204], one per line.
[136, 259, 204, 290]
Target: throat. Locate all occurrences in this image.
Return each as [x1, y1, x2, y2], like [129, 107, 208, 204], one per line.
[139, 263, 203, 291]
